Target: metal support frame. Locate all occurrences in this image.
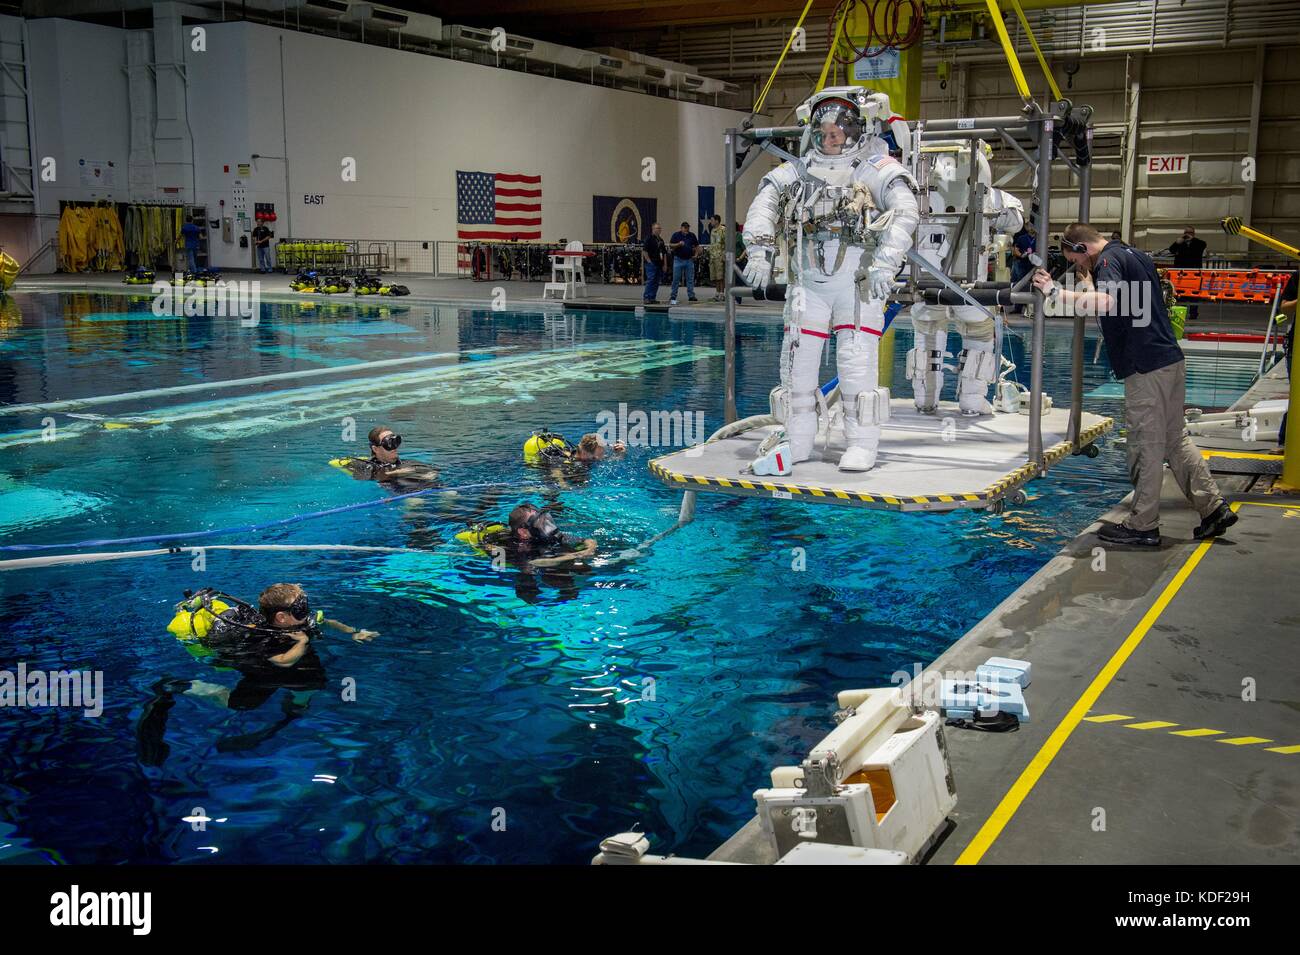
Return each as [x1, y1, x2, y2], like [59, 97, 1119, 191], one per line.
[718, 97, 1094, 494]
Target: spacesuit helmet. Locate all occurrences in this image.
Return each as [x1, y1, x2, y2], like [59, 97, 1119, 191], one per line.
[796, 86, 892, 158]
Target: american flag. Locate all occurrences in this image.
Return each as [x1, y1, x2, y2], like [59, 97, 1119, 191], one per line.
[456, 170, 542, 270]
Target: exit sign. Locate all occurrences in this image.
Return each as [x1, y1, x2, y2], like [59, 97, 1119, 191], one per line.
[1146, 154, 1190, 174]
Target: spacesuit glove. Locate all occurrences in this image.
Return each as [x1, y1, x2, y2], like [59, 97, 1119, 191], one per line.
[743, 248, 773, 289]
[857, 265, 896, 301]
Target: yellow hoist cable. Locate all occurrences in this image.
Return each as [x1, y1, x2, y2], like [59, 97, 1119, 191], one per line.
[753, 0, 819, 115]
[983, 0, 1033, 103]
[1008, 0, 1062, 103]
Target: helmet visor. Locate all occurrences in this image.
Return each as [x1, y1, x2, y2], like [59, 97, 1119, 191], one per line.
[810, 100, 865, 153]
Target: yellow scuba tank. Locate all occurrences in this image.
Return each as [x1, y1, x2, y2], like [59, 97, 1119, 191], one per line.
[166, 592, 232, 639]
[455, 522, 508, 556]
[523, 432, 571, 464]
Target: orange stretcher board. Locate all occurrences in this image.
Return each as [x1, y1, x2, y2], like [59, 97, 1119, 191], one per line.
[1165, 269, 1292, 303]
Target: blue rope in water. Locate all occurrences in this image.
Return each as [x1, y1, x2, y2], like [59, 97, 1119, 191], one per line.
[0, 483, 505, 553]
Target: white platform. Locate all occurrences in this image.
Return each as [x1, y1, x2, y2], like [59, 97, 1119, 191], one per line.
[649, 400, 1113, 513]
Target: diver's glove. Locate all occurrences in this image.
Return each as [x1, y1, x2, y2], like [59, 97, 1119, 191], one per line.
[858, 265, 896, 301]
[743, 247, 774, 289]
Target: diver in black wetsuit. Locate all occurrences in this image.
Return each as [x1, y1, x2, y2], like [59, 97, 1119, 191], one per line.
[137, 584, 377, 765]
[336, 425, 441, 491]
[467, 503, 597, 604]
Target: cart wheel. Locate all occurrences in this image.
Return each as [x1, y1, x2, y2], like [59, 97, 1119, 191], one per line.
[988, 499, 1006, 515]
[1084, 443, 1101, 458]
[1010, 489, 1028, 506]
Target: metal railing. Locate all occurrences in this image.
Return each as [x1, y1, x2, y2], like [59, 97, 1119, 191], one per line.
[270, 236, 725, 284]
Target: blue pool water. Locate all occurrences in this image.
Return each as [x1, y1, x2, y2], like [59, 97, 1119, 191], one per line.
[0, 290, 1137, 864]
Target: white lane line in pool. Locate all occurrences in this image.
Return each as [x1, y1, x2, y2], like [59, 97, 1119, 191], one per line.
[0, 544, 418, 572]
[0, 348, 515, 416]
[80, 341, 670, 427]
[184, 343, 724, 442]
[0, 341, 720, 447]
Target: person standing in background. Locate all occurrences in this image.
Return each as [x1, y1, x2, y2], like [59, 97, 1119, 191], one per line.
[642, 223, 667, 305]
[668, 221, 700, 306]
[707, 215, 726, 302]
[253, 221, 274, 273]
[1166, 225, 1206, 324]
[181, 216, 203, 273]
[1167, 226, 1206, 268]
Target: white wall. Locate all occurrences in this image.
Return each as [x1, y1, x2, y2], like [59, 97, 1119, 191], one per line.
[28, 18, 131, 208]
[21, 18, 753, 271]
[195, 23, 752, 262]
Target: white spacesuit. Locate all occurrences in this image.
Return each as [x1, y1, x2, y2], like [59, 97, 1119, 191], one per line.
[908, 141, 1024, 415]
[742, 87, 920, 474]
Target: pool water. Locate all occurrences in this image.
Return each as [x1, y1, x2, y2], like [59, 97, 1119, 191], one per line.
[0, 290, 1138, 864]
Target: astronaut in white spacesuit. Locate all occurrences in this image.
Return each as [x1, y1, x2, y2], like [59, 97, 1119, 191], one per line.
[742, 86, 920, 474]
[907, 140, 1024, 415]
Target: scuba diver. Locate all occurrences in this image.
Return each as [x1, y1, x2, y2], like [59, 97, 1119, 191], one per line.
[331, 425, 441, 491]
[523, 429, 624, 487]
[505, 502, 597, 567]
[573, 433, 626, 464]
[138, 583, 378, 765]
[742, 86, 920, 475]
[457, 503, 597, 604]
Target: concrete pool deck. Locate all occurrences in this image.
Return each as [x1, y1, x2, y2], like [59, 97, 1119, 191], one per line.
[709, 470, 1299, 865]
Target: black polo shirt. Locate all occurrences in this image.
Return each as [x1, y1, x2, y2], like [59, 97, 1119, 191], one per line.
[1092, 241, 1184, 380]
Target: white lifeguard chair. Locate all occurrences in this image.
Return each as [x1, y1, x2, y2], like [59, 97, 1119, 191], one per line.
[543, 240, 588, 301]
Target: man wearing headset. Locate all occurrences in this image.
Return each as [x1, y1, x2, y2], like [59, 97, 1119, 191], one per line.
[1032, 223, 1236, 546]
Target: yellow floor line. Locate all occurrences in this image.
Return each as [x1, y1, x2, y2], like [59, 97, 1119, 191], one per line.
[1200, 450, 1284, 461]
[1082, 714, 1133, 723]
[953, 512, 1231, 865]
[1170, 728, 1224, 737]
[954, 500, 1298, 863]
[1125, 720, 1179, 730]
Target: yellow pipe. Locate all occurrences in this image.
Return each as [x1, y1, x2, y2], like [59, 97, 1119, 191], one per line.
[816, 10, 848, 93]
[1008, 0, 1062, 103]
[982, 0, 1033, 103]
[1283, 353, 1300, 490]
[1221, 218, 1300, 486]
[753, 0, 818, 115]
[1220, 216, 1300, 262]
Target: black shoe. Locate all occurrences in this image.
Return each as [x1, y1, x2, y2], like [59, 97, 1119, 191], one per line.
[1097, 522, 1161, 547]
[1194, 502, 1238, 540]
[688, 296, 699, 302]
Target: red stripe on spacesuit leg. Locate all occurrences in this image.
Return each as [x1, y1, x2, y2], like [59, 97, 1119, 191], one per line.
[832, 324, 883, 336]
[800, 328, 830, 339]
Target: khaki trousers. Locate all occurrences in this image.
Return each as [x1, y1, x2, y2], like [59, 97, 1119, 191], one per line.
[1123, 360, 1222, 531]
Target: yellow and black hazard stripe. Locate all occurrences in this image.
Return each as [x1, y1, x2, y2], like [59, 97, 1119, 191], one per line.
[647, 416, 1115, 513]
